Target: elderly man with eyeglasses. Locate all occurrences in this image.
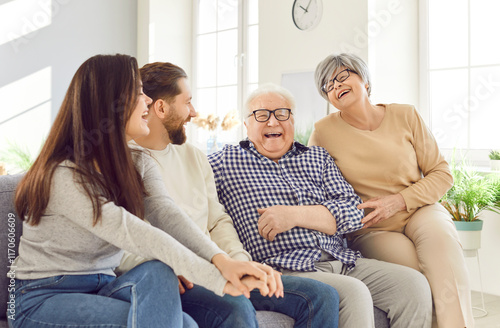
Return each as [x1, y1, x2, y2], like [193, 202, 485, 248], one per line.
[208, 83, 433, 328]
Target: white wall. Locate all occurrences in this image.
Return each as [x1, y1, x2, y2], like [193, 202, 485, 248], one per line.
[259, 0, 368, 85]
[0, 0, 137, 170]
[137, 0, 192, 76]
[368, 0, 419, 107]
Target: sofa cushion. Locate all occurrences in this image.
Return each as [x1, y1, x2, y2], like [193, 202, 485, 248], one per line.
[256, 311, 295, 327]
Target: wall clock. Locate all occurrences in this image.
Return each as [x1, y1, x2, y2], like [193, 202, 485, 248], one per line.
[292, 0, 323, 31]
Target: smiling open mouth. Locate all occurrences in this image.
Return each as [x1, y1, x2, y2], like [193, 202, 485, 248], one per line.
[265, 132, 282, 138]
[338, 90, 349, 99]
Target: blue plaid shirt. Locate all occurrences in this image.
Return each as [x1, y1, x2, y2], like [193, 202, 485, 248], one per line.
[208, 140, 364, 272]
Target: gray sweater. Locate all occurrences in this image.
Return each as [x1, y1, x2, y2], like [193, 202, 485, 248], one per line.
[13, 152, 227, 295]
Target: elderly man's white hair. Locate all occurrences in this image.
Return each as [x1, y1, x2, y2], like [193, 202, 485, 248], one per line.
[244, 83, 296, 117]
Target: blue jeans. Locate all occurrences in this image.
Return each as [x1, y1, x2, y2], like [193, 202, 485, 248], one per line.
[8, 261, 197, 328]
[181, 275, 339, 328]
[181, 286, 258, 328]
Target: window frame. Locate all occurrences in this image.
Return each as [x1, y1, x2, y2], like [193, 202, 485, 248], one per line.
[190, 0, 258, 151]
[419, 0, 500, 167]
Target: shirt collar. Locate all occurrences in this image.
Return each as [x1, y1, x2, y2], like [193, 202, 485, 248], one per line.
[239, 139, 309, 161]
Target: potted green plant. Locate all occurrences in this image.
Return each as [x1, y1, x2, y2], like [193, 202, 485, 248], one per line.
[440, 157, 500, 254]
[0, 140, 37, 174]
[489, 150, 500, 171]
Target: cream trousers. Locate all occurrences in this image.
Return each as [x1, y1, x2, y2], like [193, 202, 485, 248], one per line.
[284, 257, 432, 328]
[350, 203, 474, 328]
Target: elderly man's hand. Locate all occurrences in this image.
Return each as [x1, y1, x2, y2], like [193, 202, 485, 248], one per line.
[358, 194, 407, 228]
[257, 206, 297, 241]
[177, 275, 194, 295]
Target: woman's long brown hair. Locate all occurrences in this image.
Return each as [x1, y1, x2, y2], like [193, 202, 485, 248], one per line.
[15, 54, 147, 226]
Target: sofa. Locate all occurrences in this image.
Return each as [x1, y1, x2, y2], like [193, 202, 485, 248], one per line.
[0, 173, 389, 327]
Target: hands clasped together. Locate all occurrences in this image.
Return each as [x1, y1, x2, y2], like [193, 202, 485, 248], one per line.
[178, 253, 284, 299]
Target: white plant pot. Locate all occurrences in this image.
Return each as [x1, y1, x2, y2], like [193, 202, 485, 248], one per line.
[491, 160, 500, 171]
[456, 230, 482, 250]
[454, 220, 483, 256]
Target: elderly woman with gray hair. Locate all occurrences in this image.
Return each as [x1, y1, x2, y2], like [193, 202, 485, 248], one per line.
[308, 53, 473, 328]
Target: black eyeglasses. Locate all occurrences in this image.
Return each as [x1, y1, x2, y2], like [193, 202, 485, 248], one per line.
[248, 108, 292, 122]
[321, 69, 354, 94]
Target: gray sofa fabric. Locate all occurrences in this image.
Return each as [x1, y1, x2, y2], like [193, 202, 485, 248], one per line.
[1, 174, 23, 326]
[1, 174, 389, 327]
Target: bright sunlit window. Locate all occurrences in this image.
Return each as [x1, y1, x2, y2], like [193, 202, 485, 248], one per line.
[421, 0, 500, 165]
[0, 67, 52, 173]
[192, 0, 258, 153]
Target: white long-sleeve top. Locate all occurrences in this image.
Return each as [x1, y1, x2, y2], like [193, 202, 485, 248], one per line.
[119, 143, 251, 273]
[13, 151, 228, 296]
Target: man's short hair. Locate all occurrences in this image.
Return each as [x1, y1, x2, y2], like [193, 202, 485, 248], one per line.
[140, 62, 188, 104]
[244, 83, 296, 117]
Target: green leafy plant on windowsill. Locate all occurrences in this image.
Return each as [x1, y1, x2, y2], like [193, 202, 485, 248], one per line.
[0, 140, 39, 174]
[440, 156, 500, 222]
[489, 150, 500, 160]
[488, 150, 500, 171]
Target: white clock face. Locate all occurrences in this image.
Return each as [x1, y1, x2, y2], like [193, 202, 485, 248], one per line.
[292, 0, 323, 31]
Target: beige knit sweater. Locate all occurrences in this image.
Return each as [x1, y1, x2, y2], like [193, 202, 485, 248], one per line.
[309, 103, 453, 235]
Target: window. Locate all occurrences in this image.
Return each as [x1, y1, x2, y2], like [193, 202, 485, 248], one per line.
[420, 0, 500, 164]
[192, 0, 258, 152]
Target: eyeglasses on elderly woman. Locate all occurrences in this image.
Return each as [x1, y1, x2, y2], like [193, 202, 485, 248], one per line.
[248, 108, 292, 122]
[321, 69, 356, 94]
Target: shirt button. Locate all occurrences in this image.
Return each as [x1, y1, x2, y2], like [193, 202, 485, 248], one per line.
[281, 164, 285, 169]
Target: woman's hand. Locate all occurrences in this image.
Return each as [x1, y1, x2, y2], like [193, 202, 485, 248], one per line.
[212, 254, 283, 298]
[358, 194, 407, 228]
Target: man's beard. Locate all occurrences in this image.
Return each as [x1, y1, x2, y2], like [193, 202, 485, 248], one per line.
[162, 107, 187, 145]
